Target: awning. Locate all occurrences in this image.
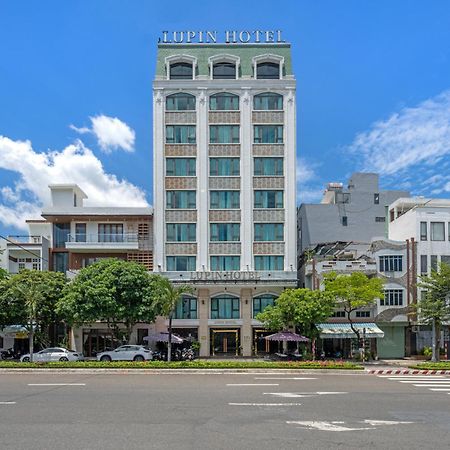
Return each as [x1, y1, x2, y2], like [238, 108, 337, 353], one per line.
[0, 325, 28, 338]
[316, 323, 385, 339]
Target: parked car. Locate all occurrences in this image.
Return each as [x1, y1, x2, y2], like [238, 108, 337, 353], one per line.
[97, 345, 153, 362]
[20, 347, 84, 363]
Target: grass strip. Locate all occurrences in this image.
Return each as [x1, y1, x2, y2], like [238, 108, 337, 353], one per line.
[408, 362, 450, 370]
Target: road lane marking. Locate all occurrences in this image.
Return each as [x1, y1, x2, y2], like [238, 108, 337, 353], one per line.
[429, 388, 450, 391]
[27, 383, 86, 386]
[0, 402, 16, 405]
[226, 383, 279, 386]
[229, 403, 302, 406]
[413, 384, 450, 387]
[264, 392, 347, 398]
[398, 380, 450, 383]
[254, 377, 316, 380]
[363, 420, 414, 426]
[287, 421, 371, 432]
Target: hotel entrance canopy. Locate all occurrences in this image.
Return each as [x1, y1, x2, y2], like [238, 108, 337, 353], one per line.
[316, 323, 384, 339]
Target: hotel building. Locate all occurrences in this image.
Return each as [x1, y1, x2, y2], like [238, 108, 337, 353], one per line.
[152, 41, 297, 356]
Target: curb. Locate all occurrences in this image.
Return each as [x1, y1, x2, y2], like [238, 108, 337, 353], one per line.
[367, 369, 450, 375]
[0, 368, 366, 375]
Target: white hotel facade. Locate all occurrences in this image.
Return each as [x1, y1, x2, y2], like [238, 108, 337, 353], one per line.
[152, 41, 297, 356]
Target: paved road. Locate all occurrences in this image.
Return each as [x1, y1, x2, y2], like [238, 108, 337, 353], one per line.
[0, 372, 449, 449]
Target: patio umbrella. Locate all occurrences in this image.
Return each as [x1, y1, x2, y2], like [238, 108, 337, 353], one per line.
[264, 331, 310, 342]
[143, 332, 184, 344]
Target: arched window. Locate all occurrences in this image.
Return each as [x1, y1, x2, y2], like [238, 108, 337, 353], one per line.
[253, 93, 283, 111]
[170, 62, 193, 80]
[166, 93, 196, 111]
[173, 295, 198, 319]
[211, 294, 240, 319]
[256, 62, 280, 79]
[209, 92, 239, 111]
[213, 62, 236, 79]
[253, 294, 276, 318]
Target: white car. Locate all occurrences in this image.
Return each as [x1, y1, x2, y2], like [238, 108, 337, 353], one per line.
[97, 345, 153, 362]
[20, 347, 84, 363]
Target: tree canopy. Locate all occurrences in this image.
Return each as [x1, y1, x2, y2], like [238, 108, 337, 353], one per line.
[56, 258, 168, 342]
[255, 288, 335, 337]
[417, 262, 450, 361]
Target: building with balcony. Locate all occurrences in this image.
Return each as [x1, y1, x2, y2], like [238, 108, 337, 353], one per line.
[152, 41, 297, 356]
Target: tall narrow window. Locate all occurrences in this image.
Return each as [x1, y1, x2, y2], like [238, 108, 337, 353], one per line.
[431, 255, 438, 272]
[75, 223, 86, 243]
[420, 255, 428, 275]
[342, 216, 348, 226]
[420, 222, 427, 241]
[374, 193, 380, 204]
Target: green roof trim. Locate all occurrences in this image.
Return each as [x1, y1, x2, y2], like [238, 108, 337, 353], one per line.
[156, 44, 292, 77]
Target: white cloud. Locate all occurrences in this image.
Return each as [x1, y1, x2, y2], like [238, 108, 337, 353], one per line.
[348, 90, 450, 176]
[70, 114, 135, 153]
[296, 158, 323, 204]
[0, 136, 149, 230]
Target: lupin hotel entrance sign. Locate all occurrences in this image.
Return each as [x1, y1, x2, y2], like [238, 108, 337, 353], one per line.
[158, 30, 284, 44]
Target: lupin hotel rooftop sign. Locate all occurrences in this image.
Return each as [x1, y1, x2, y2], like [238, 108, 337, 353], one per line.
[159, 30, 285, 44]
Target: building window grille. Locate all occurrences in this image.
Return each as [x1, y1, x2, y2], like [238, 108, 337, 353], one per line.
[381, 289, 403, 306]
[254, 125, 283, 144]
[212, 62, 236, 79]
[254, 157, 283, 176]
[420, 221, 427, 241]
[254, 223, 284, 241]
[211, 295, 240, 319]
[209, 158, 240, 176]
[210, 256, 240, 271]
[166, 256, 196, 271]
[210, 191, 240, 209]
[209, 92, 239, 111]
[256, 62, 280, 79]
[210, 223, 240, 242]
[431, 222, 445, 241]
[254, 190, 283, 208]
[166, 158, 196, 176]
[209, 125, 240, 144]
[379, 255, 403, 272]
[254, 255, 284, 271]
[166, 223, 196, 242]
[253, 295, 276, 317]
[166, 125, 196, 144]
[253, 93, 283, 110]
[169, 62, 193, 80]
[166, 191, 196, 209]
[165, 93, 196, 111]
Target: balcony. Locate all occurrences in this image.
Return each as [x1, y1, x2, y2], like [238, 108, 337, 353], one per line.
[65, 233, 139, 253]
[7, 235, 43, 245]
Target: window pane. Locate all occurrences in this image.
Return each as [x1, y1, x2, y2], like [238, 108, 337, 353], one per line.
[254, 125, 283, 144]
[253, 93, 283, 110]
[210, 256, 240, 271]
[420, 255, 428, 275]
[166, 256, 196, 271]
[420, 222, 427, 240]
[209, 93, 239, 110]
[253, 295, 276, 317]
[431, 255, 438, 271]
[170, 62, 193, 80]
[212, 63, 236, 79]
[254, 256, 283, 270]
[431, 222, 445, 241]
[254, 224, 284, 241]
[256, 62, 280, 79]
[254, 157, 283, 176]
[53, 223, 70, 248]
[210, 223, 240, 241]
[210, 191, 240, 209]
[211, 295, 240, 319]
[166, 191, 196, 209]
[166, 224, 196, 242]
[254, 191, 284, 208]
[210, 125, 240, 144]
[166, 93, 196, 110]
[166, 158, 196, 176]
[166, 126, 196, 144]
[209, 158, 240, 176]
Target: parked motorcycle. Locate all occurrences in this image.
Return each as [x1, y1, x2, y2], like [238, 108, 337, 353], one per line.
[181, 347, 195, 361]
[0, 348, 19, 360]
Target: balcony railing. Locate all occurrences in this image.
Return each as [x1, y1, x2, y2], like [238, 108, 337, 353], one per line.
[7, 235, 42, 244]
[67, 233, 138, 244]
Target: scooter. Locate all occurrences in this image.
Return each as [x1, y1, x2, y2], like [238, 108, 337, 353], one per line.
[0, 348, 18, 360]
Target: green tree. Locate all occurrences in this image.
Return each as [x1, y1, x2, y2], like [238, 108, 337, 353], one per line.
[57, 259, 167, 343]
[323, 271, 384, 346]
[256, 288, 336, 338]
[417, 262, 450, 362]
[0, 270, 67, 361]
[157, 278, 194, 362]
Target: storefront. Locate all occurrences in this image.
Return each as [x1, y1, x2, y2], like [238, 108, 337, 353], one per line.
[210, 328, 240, 356]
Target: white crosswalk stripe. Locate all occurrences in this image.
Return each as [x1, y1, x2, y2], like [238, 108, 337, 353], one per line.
[379, 375, 450, 396]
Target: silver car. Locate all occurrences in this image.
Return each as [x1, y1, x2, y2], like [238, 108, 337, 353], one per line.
[20, 347, 84, 363]
[97, 345, 153, 362]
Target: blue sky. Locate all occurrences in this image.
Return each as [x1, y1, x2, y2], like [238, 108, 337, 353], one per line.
[1, 0, 450, 237]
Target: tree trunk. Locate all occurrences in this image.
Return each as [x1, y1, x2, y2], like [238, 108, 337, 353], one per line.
[167, 313, 173, 362]
[347, 312, 360, 359]
[432, 318, 440, 362]
[29, 323, 34, 363]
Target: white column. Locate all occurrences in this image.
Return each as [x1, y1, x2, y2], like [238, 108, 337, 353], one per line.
[241, 89, 253, 269]
[284, 88, 297, 270]
[153, 89, 165, 270]
[197, 89, 209, 270]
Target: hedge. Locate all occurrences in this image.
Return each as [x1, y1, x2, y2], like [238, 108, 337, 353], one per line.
[0, 360, 363, 370]
[408, 362, 450, 370]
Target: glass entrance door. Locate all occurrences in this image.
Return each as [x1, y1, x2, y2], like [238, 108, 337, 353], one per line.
[211, 329, 240, 356]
